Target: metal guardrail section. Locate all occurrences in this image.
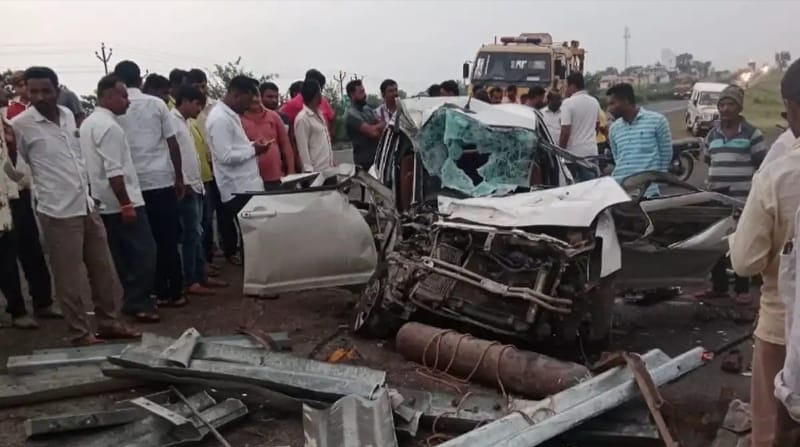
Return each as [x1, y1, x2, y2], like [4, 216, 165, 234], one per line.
[112, 336, 386, 402]
[439, 347, 707, 447]
[8, 333, 292, 375]
[303, 389, 398, 447]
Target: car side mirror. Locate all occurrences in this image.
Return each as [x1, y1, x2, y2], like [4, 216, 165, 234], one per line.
[462, 62, 470, 81]
[692, 99, 698, 106]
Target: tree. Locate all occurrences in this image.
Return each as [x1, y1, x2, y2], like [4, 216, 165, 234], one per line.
[676, 53, 694, 74]
[398, 89, 408, 100]
[80, 94, 97, 114]
[601, 66, 618, 76]
[776, 51, 792, 71]
[207, 57, 277, 99]
[584, 71, 602, 95]
[1, 69, 13, 96]
[366, 94, 381, 108]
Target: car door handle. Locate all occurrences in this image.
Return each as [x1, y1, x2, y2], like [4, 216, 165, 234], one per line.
[241, 209, 277, 218]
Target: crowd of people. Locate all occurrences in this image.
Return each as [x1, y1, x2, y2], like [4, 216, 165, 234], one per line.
[3, 56, 800, 443]
[0, 63, 400, 346]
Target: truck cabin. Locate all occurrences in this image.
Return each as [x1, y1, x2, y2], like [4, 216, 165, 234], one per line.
[467, 34, 584, 98]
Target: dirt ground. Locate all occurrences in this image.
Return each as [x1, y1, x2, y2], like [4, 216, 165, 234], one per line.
[0, 256, 757, 447]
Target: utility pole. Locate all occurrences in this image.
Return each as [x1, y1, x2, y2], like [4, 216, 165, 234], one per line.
[333, 70, 347, 100]
[623, 26, 631, 70]
[94, 42, 113, 74]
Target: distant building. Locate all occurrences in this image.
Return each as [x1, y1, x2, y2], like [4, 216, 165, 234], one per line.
[613, 64, 670, 87]
[599, 74, 638, 89]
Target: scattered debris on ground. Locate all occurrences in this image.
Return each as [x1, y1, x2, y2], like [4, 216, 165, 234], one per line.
[0, 321, 720, 446]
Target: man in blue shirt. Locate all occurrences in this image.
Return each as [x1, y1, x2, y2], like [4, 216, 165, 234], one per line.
[606, 83, 673, 196]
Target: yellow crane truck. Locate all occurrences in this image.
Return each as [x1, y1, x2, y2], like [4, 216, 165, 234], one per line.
[463, 33, 586, 97]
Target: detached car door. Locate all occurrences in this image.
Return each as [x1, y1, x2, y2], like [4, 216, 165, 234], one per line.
[238, 180, 378, 297]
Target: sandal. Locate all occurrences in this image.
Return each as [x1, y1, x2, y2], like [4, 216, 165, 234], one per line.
[72, 334, 107, 346]
[96, 324, 141, 340]
[158, 297, 189, 308]
[187, 284, 215, 296]
[226, 254, 242, 266]
[203, 278, 228, 288]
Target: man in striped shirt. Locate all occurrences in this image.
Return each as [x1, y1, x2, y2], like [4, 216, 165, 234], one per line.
[705, 85, 767, 200]
[606, 83, 672, 196]
[697, 85, 766, 305]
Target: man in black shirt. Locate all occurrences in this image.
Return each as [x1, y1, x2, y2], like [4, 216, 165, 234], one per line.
[344, 79, 385, 170]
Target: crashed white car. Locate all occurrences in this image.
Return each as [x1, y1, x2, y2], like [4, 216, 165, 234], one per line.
[239, 97, 742, 346]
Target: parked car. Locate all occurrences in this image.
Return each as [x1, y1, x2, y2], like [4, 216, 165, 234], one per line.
[685, 82, 727, 136]
[239, 97, 742, 347]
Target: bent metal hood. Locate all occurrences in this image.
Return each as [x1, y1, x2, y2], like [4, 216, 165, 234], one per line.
[437, 177, 632, 228]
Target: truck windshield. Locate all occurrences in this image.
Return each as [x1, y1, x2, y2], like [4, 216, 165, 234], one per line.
[698, 92, 720, 106]
[473, 52, 551, 84]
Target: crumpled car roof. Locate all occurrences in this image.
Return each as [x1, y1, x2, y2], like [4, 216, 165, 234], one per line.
[437, 176, 631, 228]
[396, 96, 540, 136]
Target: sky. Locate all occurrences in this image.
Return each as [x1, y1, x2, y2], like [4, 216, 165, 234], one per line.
[2, 0, 798, 97]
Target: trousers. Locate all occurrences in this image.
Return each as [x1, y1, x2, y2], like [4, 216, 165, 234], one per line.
[142, 187, 183, 302]
[102, 207, 158, 314]
[37, 211, 121, 339]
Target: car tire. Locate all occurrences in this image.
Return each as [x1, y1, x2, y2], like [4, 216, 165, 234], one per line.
[352, 266, 402, 339]
[582, 276, 617, 349]
[685, 113, 692, 131]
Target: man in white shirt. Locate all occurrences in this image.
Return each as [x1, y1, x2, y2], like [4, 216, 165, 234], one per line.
[205, 76, 268, 231]
[730, 60, 800, 447]
[294, 79, 334, 173]
[0, 84, 58, 329]
[171, 85, 227, 296]
[772, 60, 800, 447]
[12, 67, 139, 345]
[113, 60, 187, 308]
[541, 90, 562, 144]
[80, 74, 159, 323]
[185, 69, 235, 269]
[559, 73, 600, 180]
[761, 127, 798, 169]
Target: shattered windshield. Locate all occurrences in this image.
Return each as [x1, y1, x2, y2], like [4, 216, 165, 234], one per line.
[417, 108, 539, 197]
[473, 52, 551, 84]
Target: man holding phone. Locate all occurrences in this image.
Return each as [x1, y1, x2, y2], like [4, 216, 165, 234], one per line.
[205, 76, 268, 264]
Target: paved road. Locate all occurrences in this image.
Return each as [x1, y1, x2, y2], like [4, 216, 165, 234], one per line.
[645, 99, 688, 115]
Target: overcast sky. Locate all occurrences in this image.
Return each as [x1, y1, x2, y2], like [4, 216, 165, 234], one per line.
[2, 0, 798, 96]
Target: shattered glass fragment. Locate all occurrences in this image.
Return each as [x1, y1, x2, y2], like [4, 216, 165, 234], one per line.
[417, 108, 539, 197]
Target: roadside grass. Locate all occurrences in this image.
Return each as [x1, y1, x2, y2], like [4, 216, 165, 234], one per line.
[744, 70, 784, 141]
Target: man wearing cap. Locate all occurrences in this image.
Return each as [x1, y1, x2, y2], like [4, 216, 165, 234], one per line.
[697, 85, 767, 305]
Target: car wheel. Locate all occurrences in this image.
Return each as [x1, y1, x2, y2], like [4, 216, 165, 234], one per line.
[685, 113, 692, 131]
[352, 267, 402, 339]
